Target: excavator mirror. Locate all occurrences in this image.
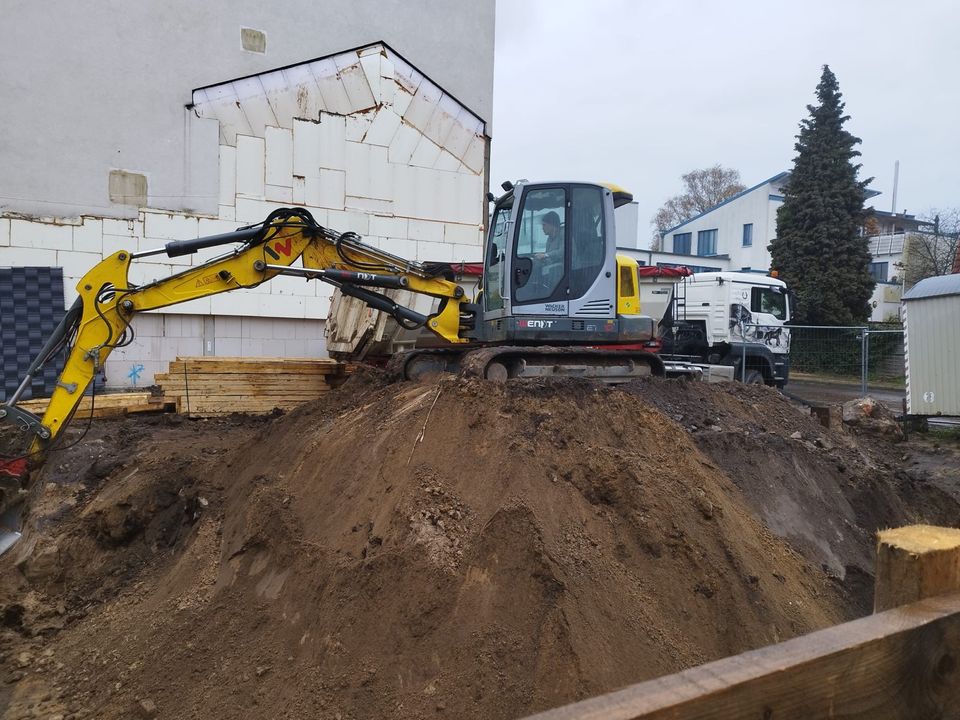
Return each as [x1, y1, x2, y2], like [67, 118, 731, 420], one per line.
[488, 242, 499, 266]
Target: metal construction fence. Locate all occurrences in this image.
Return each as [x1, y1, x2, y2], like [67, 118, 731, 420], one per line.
[744, 323, 906, 406]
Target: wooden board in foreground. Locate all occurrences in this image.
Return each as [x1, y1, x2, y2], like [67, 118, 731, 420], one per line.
[524, 524, 960, 720]
[875, 525, 960, 612]
[522, 591, 960, 719]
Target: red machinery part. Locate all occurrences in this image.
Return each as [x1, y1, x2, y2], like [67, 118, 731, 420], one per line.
[0, 457, 28, 479]
[637, 265, 692, 278]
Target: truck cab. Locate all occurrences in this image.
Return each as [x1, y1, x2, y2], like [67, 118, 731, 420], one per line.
[659, 272, 791, 386]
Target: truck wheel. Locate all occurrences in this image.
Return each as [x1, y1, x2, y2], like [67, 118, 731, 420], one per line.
[743, 369, 765, 385]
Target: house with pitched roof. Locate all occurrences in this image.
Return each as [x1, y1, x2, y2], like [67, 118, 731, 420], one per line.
[624, 172, 922, 321]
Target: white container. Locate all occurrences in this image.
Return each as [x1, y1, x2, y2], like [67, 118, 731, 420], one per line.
[902, 273, 960, 416]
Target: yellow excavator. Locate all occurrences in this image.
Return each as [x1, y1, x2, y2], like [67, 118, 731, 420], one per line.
[0, 182, 664, 523]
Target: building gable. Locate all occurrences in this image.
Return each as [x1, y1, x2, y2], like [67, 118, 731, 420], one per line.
[661, 172, 790, 237]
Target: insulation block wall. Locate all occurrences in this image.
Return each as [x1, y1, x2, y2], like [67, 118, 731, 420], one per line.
[0, 43, 489, 390]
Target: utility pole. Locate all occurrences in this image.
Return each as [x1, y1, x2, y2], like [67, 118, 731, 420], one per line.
[890, 160, 899, 215]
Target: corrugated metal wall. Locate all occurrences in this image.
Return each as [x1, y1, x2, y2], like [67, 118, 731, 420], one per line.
[1, 267, 66, 400]
[904, 295, 960, 415]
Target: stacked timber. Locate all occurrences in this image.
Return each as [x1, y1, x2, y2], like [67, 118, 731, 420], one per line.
[16, 392, 174, 420]
[154, 357, 346, 416]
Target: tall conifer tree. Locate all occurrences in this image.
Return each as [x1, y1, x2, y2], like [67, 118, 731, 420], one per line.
[771, 66, 873, 325]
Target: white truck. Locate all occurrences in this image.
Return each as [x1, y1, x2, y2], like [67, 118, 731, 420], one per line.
[650, 270, 792, 387]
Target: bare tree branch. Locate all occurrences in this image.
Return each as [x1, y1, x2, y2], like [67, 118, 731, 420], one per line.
[650, 165, 745, 249]
[898, 208, 960, 288]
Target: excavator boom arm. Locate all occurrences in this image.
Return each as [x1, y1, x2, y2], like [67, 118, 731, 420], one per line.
[1, 208, 470, 456]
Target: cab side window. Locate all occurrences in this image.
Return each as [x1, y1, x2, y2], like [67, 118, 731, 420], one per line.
[750, 287, 787, 320]
[484, 206, 509, 311]
[569, 186, 605, 298]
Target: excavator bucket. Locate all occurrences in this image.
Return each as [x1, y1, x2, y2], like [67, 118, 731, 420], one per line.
[0, 457, 27, 556]
[0, 421, 32, 556]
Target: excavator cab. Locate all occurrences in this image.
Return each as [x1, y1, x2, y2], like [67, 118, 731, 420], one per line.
[475, 181, 654, 346]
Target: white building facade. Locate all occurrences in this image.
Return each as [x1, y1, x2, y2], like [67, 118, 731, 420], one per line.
[629, 172, 906, 322]
[0, 2, 495, 392]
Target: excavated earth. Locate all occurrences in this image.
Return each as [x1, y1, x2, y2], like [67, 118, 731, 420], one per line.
[1, 371, 958, 720]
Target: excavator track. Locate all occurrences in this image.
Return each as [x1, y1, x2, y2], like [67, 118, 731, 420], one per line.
[460, 345, 665, 382]
[385, 347, 468, 382]
[390, 346, 665, 383]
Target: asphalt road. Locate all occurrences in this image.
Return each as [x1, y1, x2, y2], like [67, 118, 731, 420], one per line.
[784, 377, 905, 412]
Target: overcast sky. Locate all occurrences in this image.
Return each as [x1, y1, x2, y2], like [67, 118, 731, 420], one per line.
[489, 0, 960, 246]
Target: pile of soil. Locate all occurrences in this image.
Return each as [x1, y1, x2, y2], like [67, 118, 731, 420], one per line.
[1, 373, 956, 720]
[622, 379, 959, 607]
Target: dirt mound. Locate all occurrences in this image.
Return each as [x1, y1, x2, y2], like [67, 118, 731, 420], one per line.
[622, 379, 957, 606]
[1, 375, 955, 719]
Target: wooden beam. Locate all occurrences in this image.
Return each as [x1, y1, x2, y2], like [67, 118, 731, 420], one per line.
[154, 357, 349, 416]
[155, 372, 332, 386]
[521, 592, 960, 720]
[174, 356, 340, 364]
[175, 393, 323, 405]
[15, 392, 171, 417]
[169, 363, 339, 376]
[168, 357, 344, 375]
[155, 380, 330, 392]
[524, 525, 960, 719]
[875, 525, 960, 613]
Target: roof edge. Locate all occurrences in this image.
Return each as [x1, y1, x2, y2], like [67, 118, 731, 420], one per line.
[191, 40, 489, 128]
[661, 171, 790, 237]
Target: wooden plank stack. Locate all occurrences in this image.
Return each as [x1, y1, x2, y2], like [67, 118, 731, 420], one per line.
[16, 392, 174, 419]
[154, 356, 347, 416]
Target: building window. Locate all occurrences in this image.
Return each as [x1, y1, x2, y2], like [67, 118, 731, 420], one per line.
[869, 261, 888, 282]
[672, 232, 691, 254]
[697, 229, 717, 256]
[742, 223, 753, 247]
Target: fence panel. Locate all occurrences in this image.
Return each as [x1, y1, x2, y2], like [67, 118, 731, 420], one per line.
[788, 325, 866, 380]
[865, 329, 906, 389]
[756, 324, 906, 409]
